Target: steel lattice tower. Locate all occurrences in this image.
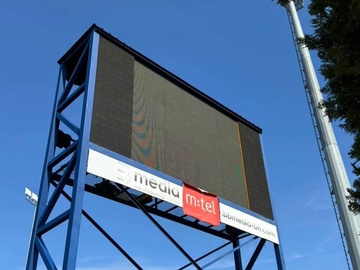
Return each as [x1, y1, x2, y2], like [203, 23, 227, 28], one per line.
[282, 1, 360, 269]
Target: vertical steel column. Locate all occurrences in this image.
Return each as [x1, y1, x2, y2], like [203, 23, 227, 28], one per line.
[260, 135, 286, 270]
[274, 243, 286, 270]
[286, 2, 360, 269]
[26, 66, 63, 270]
[62, 31, 99, 269]
[233, 238, 243, 270]
[25, 29, 99, 270]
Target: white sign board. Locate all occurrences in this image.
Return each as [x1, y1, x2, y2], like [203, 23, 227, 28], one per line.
[87, 149, 279, 244]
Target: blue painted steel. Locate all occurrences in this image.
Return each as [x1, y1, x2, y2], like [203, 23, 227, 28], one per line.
[233, 238, 243, 270]
[62, 31, 99, 270]
[274, 244, 286, 270]
[36, 238, 57, 270]
[117, 184, 202, 269]
[58, 83, 85, 112]
[26, 30, 99, 270]
[260, 136, 286, 270]
[178, 241, 233, 270]
[58, 42, 89, 104]
[245, 238, 266, 270]
[59, 37, 90, 68]
[201, 237, 257, 269]
[60, 67, 67, 97]
[48, 141, 78, 168]
[51, 181, 144, 270]
[39, 155, 76, 226]
[37, 210, 70, 235]
[26, 67, 63, 270]
[56, 112, 80, 135]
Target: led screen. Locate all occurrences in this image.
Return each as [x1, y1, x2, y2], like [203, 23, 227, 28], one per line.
[90, 36, 273, 219]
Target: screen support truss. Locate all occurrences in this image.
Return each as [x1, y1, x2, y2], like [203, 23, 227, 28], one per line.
[26, 29, 100, 270]
[25, 27, 286, 269]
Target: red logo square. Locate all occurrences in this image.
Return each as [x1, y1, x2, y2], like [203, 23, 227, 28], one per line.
[182, 182, 220, 226]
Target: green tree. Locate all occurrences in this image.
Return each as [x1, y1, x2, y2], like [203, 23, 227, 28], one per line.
[277, 0, 360, 214]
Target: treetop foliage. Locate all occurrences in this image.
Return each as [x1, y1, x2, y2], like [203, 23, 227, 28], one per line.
[276, 0, 360, 213]
[304, 0, 360, 213]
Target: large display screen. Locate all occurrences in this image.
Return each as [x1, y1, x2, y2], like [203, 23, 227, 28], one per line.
[90, 36, 273, 220]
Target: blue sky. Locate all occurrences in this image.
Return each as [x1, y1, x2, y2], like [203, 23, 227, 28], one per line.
[0, 1, 356, 269]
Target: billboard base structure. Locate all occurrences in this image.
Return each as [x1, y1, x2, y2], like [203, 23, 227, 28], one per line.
[26, 24, 286, 270]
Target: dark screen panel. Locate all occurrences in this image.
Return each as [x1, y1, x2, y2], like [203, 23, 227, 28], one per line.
[132, 61, 249, 209]
[89, 38, 274, 220]
[239, 122, 273, 219]
[90, 37, 134, 157]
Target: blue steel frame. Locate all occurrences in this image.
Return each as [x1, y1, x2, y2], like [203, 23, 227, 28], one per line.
[26, 30, 99, 270]
[26, 25, 286, 269]
[260, 136, 286, 270]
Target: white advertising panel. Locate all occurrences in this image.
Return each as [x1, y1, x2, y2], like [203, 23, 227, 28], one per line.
[87, 149, 279, 244]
